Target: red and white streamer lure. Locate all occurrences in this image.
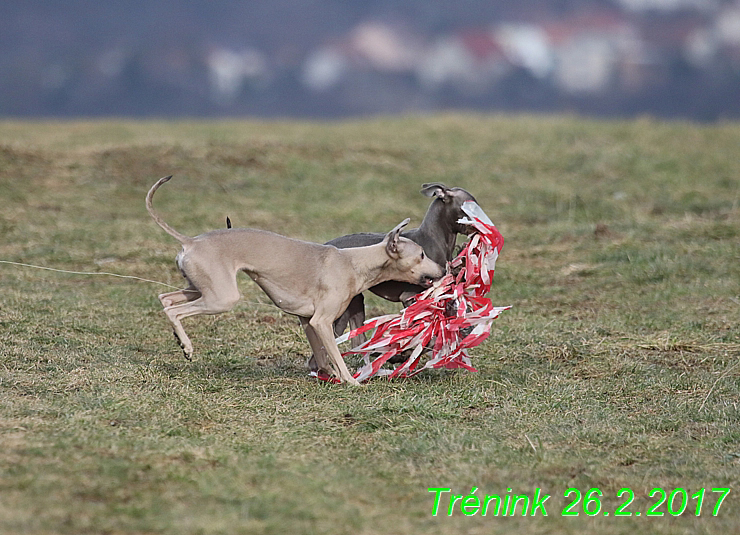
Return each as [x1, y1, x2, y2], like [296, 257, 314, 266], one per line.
[322, 201, 510, 383]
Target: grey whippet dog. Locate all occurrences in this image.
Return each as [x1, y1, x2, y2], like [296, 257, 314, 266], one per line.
[306, 183, 477, 370]
[146, 175, 445, 385]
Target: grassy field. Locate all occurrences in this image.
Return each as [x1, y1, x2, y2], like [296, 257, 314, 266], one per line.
[0, 115, 738, 535]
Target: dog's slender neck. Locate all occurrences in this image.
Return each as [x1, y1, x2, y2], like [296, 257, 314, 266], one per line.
[344, 243, 403, 291]
[417, 200, 458, 262]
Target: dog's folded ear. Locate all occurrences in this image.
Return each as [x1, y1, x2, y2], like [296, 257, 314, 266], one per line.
[421, 182, 450, 202]
[384, 218, 410, 257]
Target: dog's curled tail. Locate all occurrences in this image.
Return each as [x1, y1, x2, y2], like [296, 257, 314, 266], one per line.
[146, 175, 191, 244]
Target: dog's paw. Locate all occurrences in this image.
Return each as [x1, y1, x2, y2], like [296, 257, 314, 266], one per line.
[344, 377, 363, 387]
[172, 331, 193, 361]
[305, 355, 319, 373]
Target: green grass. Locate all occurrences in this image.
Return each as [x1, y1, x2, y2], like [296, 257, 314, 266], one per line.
[0, 115, 739, 534]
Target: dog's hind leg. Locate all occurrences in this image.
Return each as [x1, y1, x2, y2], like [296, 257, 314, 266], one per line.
[160, 278, 240, 360]
[159, 284, 201, 308]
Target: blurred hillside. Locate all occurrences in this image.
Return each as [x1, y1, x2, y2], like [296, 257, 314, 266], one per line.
[2, 0, 739, 120]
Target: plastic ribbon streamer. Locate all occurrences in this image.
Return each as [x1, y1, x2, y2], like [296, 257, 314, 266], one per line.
[321, 201, 510, 383]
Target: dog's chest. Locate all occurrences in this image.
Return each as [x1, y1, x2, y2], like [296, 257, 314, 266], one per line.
[245, 270, 315, 318]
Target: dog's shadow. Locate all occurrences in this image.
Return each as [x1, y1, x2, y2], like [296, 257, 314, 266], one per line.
[148, 349, 462, 389]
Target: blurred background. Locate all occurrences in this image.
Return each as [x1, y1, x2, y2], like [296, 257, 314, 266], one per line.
[2, 0, 739, 121]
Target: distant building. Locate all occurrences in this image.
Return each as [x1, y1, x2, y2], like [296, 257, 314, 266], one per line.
[542, 12, 646, 94]
[495, 24, 554, 79]
[302, 22, 422, 93]
[417, 30, 510, 95]
[207, 48, 269, 105]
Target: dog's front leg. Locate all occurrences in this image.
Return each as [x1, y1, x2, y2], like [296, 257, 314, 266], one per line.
[300, 317, 336, 377]
[345, 294, 368, 348]
[309, 316, 361, 386]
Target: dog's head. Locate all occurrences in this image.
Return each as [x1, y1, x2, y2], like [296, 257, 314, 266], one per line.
[383, 219, 445, 287]
[421, 183, 479, 235]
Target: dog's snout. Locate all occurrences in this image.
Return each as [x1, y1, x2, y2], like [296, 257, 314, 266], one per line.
[420, 272, 442, 287]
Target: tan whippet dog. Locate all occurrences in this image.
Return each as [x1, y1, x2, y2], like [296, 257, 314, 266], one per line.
[146, 175, 445, 385]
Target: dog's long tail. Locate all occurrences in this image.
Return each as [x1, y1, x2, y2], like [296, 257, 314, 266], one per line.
[146, 175, 191, 244]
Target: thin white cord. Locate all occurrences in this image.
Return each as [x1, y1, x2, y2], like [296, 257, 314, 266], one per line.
[0, 259, 276, 308]
[0, 260, 182, 290]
